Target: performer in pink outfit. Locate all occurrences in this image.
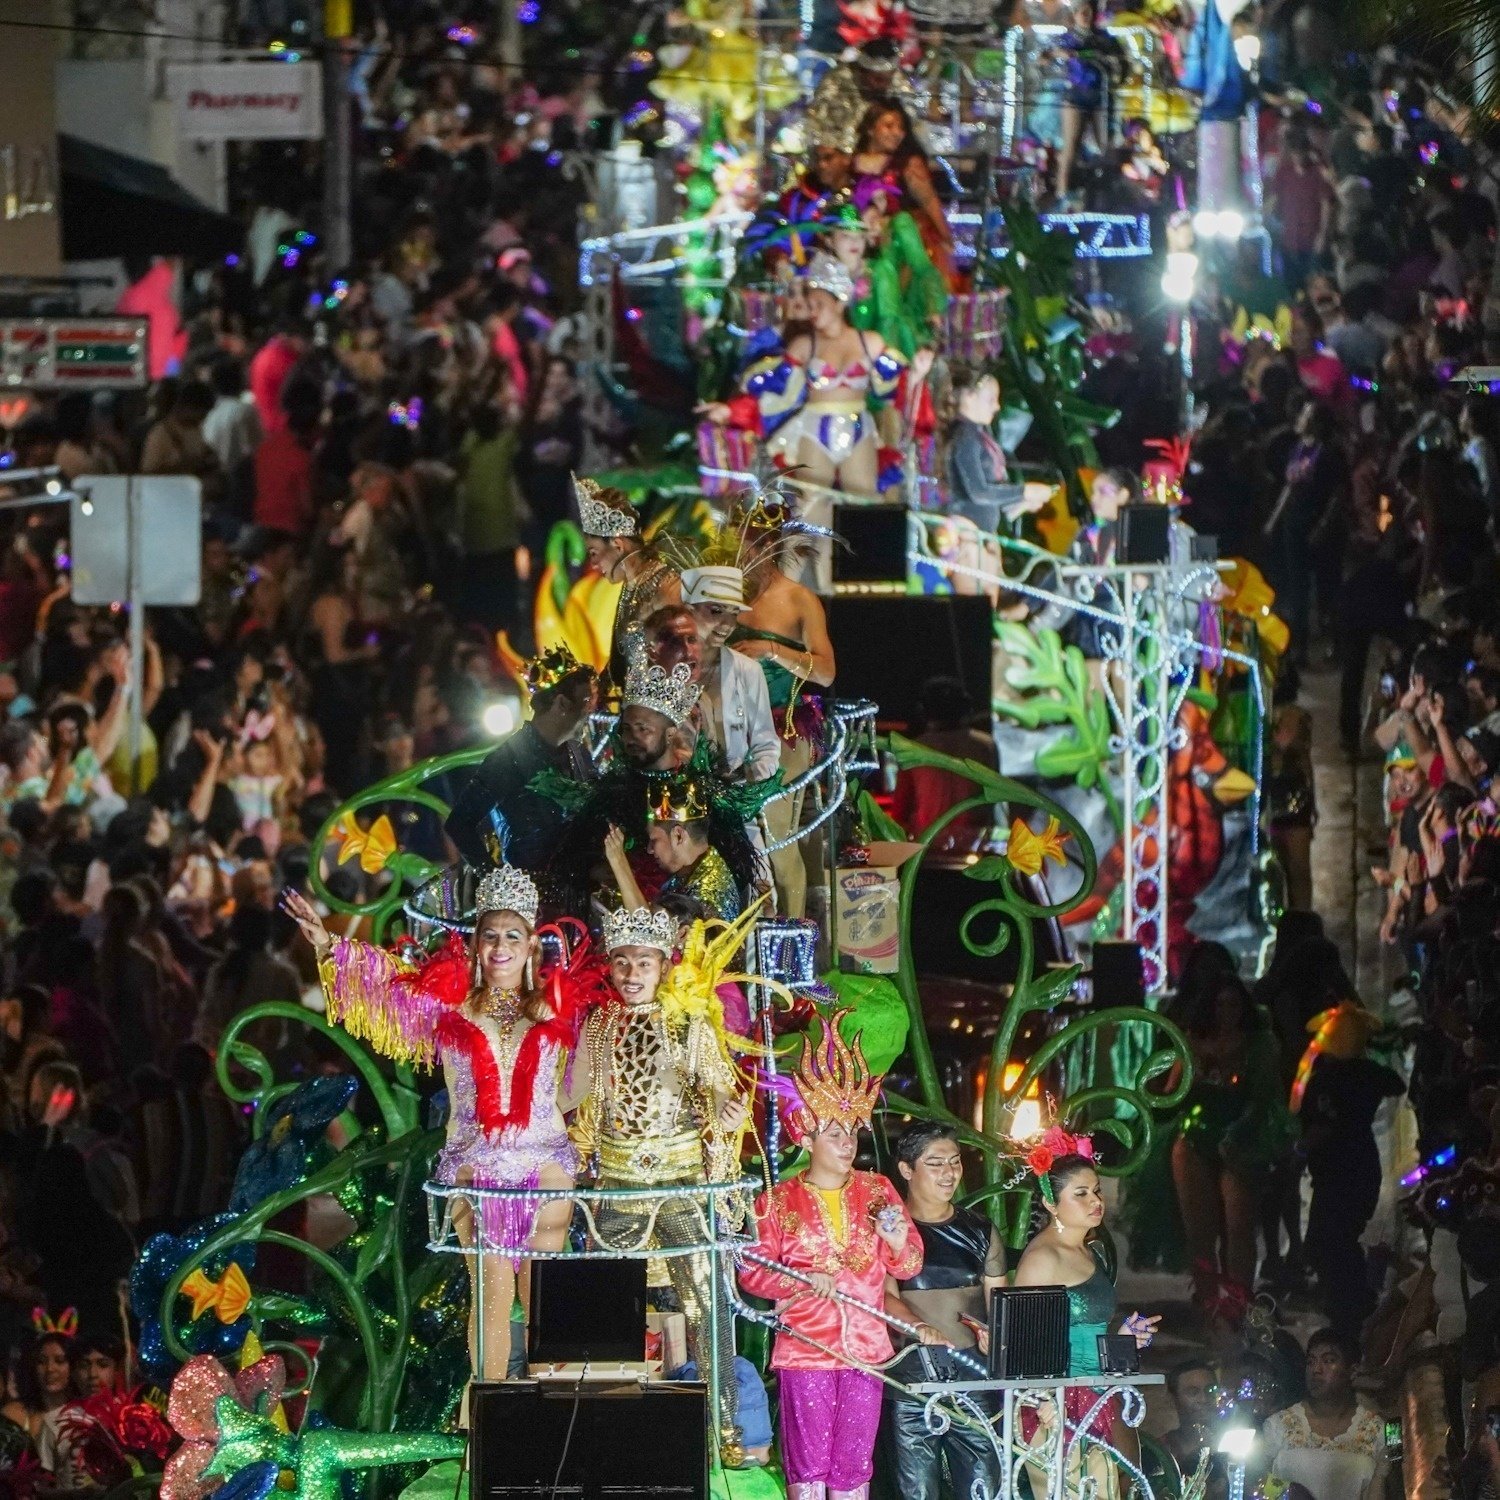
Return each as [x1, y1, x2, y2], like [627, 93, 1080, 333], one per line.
[739, 1012, 923, 1500]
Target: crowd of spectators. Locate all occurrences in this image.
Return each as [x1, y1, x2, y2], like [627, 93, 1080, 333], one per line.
[1, 0, 1500, 1493]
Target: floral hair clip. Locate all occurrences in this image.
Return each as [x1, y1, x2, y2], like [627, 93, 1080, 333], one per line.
[1022, 1124, 1096, 1204]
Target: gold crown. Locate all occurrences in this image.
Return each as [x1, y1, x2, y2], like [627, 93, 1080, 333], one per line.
[602, 904, 677, 954]
[524, 643, 587, 699]
[623, 659, 701, 725]
[474, 865, 540, 928]
[573, 474, 638, 538]
[646, 775, 710, 824]
[787, 1009, 882, 1139]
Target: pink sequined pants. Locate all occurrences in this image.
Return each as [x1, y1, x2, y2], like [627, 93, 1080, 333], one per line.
[779, 1368, 881, 1491]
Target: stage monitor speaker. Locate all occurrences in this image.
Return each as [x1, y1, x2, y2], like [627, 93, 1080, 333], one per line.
[472, 1380, 708, 1500]
[1091, 940, 1145, 1009]
[832, 504, 910, 587]
[825, 594, 993, 726]
[1119, 503, 1172, 564]
[528, 1259, 648, 1366]
[988, 1286, 1070, 1379]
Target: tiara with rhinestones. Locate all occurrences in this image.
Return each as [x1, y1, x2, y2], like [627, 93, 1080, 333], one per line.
[622, 659, 700, 725]
[647, 775, 710, 824]
[805, 252, 854, 305]
[602, 904, 676, 954]
[573, 474, 638, 538]
[473, 866, 539, 929]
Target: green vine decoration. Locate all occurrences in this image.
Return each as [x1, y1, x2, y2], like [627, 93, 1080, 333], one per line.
[992, 621, 1121, 829]
[881, 733, 1190, 1244]
[308, 747, 490, 943]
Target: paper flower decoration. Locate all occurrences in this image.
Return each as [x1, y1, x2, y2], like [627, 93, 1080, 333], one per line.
[1006, 815, 1069, 878]
[227, 1075, 358, 1213]
[161, 1354, 288, 1500]
[335, 811, 397, 873]
[59, 1386, 176, 1486]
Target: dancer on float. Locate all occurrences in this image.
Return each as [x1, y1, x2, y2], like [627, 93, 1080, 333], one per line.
[700, 253, 928, 499]
[574, 475, 680, 690]
[725, 489, 836, 918]
[1013, 1136, 1160, 1500]
[282, 867, 606, 1383]
[572, 901, 767, 1465]
[549, 652, 771, 912]
[445, 645, 598, 872]
[852, 98, 955, 285]
[823, 189, 945, 361]
[739, 1012, 923, 1500]
[883, 1121, 1008, 1500]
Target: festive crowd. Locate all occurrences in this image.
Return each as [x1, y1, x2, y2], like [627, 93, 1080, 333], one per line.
[0, 0, 1498, 1496]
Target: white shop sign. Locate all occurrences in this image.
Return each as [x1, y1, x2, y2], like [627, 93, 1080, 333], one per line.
[168, 61, 323, 141]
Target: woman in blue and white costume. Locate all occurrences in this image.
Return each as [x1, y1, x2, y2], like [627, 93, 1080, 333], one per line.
[704, 253, 925, 498]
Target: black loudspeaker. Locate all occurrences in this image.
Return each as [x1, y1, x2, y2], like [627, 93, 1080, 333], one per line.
[472, 1380, 709, 1500]
[528, 1259, 648, 1365]
[832, 504, 910, 586]
[1097, 1334, 1142, 1375]
[988, 1286, 1070, 1379]
[825, 595, 993, 725]
[1118, 503, 1172, 564]
[1091, 940, 1145, 1009]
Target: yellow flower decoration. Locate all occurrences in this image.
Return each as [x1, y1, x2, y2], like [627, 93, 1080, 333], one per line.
[335, 811, 397, 874]
[1006, 815, 1069, 878]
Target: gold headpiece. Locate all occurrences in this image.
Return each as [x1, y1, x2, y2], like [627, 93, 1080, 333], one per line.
[646, 774, 710, 824]
[786, 1008, 882, 1141]
[602, 904, 677, 954]
[623, 659, 701, 726]
[524, 643, 587, 699]
[804, 71, 863, 156]
[573, 474, 638, 538]
[474, 865, 540, 928]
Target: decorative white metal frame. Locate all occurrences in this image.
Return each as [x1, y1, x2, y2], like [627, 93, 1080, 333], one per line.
[908, 531, 1264, 996]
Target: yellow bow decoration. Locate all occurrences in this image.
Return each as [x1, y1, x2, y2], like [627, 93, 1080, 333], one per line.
[334, 811, 397, 874]
[1006, 815, 1069, 878]
[180, 1263, 253, 1325]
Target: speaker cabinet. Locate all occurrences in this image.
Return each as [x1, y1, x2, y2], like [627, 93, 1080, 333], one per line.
[528, 1259, 648, 1366]
[825, 595, 993, 726]
[988, 1286, 1070, 1379]
[1118, 503, 1172, 564]
[832, 504, 912, 588]
[1091, 940, 1145, 1009]
[471, 1380, 709, 1500]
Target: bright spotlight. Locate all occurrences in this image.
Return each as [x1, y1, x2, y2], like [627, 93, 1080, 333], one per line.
[1193, 209, 1220, 238]
[80, 498, 94, 517]
[482, 700, 518, 738]
[1162, 250, 1199, 303]
[1218, 1426, 1256, 1461]
[45, 479, 61, 496]
[1234, 32, 1261, 68]
[1217, 209, 1246, 241]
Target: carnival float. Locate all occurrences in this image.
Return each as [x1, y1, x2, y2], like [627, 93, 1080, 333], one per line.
[86, 7, 1304, 1500]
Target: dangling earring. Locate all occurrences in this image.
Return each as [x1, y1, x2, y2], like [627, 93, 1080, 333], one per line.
[1053, 1213, 1065, 1236]
[472, 949, 483, 991]
[524, 951, 536, 992]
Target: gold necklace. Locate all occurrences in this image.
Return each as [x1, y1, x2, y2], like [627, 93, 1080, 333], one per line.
[476, 987, 524, 1030]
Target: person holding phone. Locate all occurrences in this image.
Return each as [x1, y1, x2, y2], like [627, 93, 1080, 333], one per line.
[882, 1122, 1007, 1500]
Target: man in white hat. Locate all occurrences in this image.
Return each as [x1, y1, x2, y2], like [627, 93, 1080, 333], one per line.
[681, 565, 780, 789]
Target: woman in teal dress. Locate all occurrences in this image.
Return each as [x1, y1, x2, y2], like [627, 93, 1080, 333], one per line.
[1013, 1148, 1159, 1498]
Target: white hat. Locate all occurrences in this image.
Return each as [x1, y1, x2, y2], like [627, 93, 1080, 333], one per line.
[680, 565, 749, 610]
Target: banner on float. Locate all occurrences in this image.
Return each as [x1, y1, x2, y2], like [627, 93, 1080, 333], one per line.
[168, 61, 322, 141]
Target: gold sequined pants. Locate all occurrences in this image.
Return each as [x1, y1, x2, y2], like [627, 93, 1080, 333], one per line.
[594, 1169, 742, 1465]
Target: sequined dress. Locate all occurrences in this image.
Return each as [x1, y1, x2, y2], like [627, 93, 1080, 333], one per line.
[320, 936, 579, 1250]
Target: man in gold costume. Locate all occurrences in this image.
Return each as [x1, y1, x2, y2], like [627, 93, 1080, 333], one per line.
[571, 904, 763, 1465]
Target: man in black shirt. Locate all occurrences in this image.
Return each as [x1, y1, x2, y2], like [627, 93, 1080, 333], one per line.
[883, 1122, 1007, 1500]
[444, 645, 597, 873]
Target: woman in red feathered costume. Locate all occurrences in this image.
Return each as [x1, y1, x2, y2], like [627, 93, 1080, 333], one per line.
[282, 866, 609, 1382]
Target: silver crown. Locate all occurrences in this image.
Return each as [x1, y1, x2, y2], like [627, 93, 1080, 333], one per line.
[805, 252, 855, 305]
[602, 905, 676, 954]
[573, 474, 638, 538]
[622, 659, 701, 726]
[474, 865, 540, 928]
